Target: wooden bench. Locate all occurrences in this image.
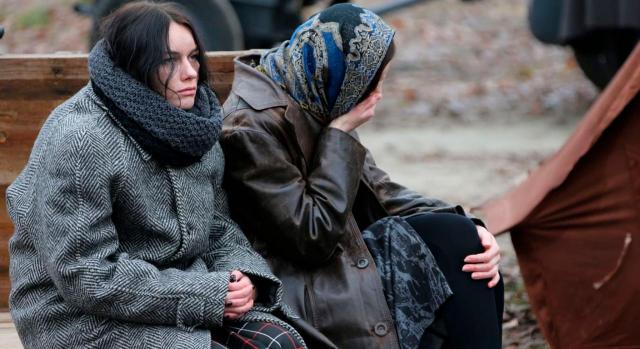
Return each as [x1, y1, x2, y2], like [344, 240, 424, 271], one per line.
[0, 50, 256, 347]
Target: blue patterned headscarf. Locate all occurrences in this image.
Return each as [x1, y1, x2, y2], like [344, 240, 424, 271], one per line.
[260, 4, 395, 123]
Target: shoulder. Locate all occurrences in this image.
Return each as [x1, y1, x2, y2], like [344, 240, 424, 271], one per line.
[222, 92, 289, 140]
[32, 85, 126, 172]
[46, 86, 114, 137]
[7, 86, 124, 218]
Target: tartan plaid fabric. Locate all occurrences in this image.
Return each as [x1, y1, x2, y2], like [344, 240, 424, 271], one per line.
[212, 322, 305, 349]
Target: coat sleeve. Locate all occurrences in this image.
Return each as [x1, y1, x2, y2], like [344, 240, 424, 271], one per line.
[221, 126, 367, 266]
[28, 125, 230, 331]
[363, 149, 485, 226]
[201, 156, 284, 311]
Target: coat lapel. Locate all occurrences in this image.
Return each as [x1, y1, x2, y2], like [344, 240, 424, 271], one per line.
[232, 55, 323, 172]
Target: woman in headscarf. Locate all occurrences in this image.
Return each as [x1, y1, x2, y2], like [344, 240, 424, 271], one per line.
[6, 2, 307, 348]
[221, 3, 503, 349]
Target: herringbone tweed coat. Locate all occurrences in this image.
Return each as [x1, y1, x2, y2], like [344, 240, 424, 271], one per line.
[6, 85, 305, 349]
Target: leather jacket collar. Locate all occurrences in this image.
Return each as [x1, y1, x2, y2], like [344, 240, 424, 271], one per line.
[229, 55, 325, 168]
[230, 55, 289, 111]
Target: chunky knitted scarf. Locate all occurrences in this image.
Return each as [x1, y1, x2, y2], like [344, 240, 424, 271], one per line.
[260, 4, 395, 123]
[88, 40, 222, 167]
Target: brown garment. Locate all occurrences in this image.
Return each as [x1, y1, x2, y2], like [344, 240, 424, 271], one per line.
[478, 45, 640, 348]
[220, 55, 467, 349]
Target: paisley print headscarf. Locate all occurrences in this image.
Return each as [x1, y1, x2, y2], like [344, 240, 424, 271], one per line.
[260, 3, 395, 123]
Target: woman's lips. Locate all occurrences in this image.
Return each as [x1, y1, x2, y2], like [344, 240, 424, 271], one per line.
[178, 87, 196, 96]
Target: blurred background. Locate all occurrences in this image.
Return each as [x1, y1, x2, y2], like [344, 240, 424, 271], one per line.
[0, 0, 623, 347]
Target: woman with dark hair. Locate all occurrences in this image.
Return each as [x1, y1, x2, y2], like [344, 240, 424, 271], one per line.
[6, 2, 307, 348]
[221, 4, 504, 349]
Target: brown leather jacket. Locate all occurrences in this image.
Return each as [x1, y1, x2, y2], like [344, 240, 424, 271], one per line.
[221, 55, 471, 348]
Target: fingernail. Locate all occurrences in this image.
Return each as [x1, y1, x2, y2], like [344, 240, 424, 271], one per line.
[225, 301, 232, 306]
[229, 274, 237, 282]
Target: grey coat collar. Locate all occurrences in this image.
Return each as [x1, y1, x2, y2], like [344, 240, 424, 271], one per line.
[85, 84, 153, 162]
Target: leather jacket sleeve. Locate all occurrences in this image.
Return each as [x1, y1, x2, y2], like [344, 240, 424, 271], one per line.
[365, 149, 450, 214]
[362, 149, 485, 226]
[221, 125, 367, 266]
[363, 149, 453, 215]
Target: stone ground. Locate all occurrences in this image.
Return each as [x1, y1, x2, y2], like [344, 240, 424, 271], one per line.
[0, 0, 600, 348]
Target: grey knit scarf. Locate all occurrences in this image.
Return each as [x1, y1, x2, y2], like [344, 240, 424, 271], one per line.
[88, 40, 222, 167]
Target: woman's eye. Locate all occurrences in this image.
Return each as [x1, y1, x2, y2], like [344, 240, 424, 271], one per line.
[189, 54, 199, 61]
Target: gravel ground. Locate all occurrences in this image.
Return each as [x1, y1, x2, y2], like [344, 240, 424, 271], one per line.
[0, 0, 600, 347]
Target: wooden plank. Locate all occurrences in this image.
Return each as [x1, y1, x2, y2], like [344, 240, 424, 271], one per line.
[0, 328, 21, 349]
[0, 50, 259, 101]
[0, 311, 11, 322]
[0, 80, 88, 101]
[0, 274, 8, 313]
[1, 185, 12, 311]
[0, 79, 234, 101]
[0, 54, 89, 80]
[0, 312, 21, 349]
[0, 69, 235, 101]
[0, 50, 254, 79]
[0, 101, 62, 185]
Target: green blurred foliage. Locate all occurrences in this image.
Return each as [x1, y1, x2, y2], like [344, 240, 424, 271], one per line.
[16, 5, 51, 29]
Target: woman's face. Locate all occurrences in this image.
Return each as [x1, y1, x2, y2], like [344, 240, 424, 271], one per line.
[154, 21, 200, 110]
[373, 63, 391, 98]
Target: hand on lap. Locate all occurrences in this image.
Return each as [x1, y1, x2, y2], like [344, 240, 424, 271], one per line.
[224, 270, 257, 320]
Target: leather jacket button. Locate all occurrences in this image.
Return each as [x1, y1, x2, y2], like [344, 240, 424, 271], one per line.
[374, 322, 389, 337]
[356, 257, 369, 269]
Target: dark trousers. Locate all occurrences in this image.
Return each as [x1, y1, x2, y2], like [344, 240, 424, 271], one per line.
[406, 213, 504, 349]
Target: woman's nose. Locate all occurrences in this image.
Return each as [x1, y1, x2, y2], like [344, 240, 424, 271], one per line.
[182, 57, 198, 80]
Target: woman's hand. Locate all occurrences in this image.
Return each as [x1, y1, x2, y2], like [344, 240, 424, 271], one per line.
[224, 270, 257, 320]
[462, 226, 501, 288]
[329, 92, 382, 133]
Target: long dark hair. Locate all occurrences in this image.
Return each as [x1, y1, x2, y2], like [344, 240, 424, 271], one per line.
[100, 1, 209, 91]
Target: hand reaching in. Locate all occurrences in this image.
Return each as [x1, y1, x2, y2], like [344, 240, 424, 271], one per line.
[462, 226, 501, 288]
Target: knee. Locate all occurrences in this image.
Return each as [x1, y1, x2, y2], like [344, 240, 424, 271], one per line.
[439, 215, 483, 261]
[408, 213, 483, 260]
